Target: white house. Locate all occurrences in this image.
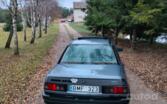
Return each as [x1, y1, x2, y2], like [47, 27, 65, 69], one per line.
[73, 2, 87, 22]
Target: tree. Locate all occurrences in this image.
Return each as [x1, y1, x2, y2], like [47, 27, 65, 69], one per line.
[37, 0, 42, 38]
[1, 0, 19, 55]
[85, 0, 113, 35]
[25, 0, 58, 37]
[60, 7, 73, 18]
[30, 0, 37, 44]
[85, 0, 167, 48]
[107, 0, 131, 44]
[19, 0, 27, 42]
[85, 0, 129, 44]
[0, 9, 9, 23]
[43, 1, 48, 34]
[42, 0, 59, 34]
[3, 13, 23, 32]
[127, 0, 162, 46]
[4, 14, 13, 48]
[11, 0, 19, 55]
[159, 0, 167, 32]
[4, 13, 22, 49]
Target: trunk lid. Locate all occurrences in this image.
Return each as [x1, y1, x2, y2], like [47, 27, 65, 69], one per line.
[47, 64, 124, 80]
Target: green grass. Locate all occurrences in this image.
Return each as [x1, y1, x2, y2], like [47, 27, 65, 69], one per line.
[0, 23, 59, 103]
[69, 22, 91, 35]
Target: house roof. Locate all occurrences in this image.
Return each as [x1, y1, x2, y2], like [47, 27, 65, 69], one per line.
[73, 2, 86, 9]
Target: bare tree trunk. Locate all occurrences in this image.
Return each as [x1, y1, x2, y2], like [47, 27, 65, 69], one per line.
[30, 0, 36, 44]
[30, 21, 36, 44]
[20, 0, 27, 42]
[23, 23, 27, 42]
[95, 28, 98, 35]
[129, 29, 133, 48]
[131, 29, 137, 50]
[114, 27, 119, 45]
[13, 15, 19, 55]
[21, 13, 27, 42]
[38, 18, 42, 38]
[12, 0, 19, 55]
[130, 29, 133, 41]
[101, 25, 104, 36]
[150, 34, 154, 44]
[107, 29, 114, 41]
[44, 15, 48, 34]
[5, 27, 13, 48]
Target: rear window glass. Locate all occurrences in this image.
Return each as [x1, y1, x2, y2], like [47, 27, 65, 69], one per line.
[61, 44, 117, 64]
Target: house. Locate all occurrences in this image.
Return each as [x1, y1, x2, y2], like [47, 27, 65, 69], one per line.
[73, 2, 87, 22]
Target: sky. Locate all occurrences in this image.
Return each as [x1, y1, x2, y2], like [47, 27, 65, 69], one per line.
[0, 0, 84, 9]
[58, 0, 84, 8]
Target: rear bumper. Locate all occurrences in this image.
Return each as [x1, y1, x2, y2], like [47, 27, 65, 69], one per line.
[43, 92, 130, 104]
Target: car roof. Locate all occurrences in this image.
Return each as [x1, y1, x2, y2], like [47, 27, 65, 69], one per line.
[71, 37, 112, 45]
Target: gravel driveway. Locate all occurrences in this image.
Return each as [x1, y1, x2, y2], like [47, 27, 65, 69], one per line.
[21, 23, 167, 104]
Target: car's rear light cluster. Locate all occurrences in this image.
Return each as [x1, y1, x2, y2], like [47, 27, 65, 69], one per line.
[45, 83, 67, 91]
[102, 86, 128, 94]
[113, 86, 125, 94]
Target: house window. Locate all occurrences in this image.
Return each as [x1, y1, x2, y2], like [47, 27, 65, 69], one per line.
[81, 8, 86, 12]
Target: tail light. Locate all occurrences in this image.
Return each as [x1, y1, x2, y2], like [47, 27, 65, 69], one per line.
[102, 86, 128, 94]
[45, 83, 67, 92]
[113, 86, 124, 94]
[47, 83, 57, 91]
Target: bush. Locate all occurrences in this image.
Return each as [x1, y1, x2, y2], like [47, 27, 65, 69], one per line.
[3, 23, 23, 32]
[3, 13, 23, 32]
[0, 9, 9, 23]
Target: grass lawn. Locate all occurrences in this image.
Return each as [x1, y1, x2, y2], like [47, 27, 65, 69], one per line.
[0, 23, 58, 103]
[69, 22, 91, 35]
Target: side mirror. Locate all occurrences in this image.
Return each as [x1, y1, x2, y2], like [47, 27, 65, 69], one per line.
[117, 47, 123, 52]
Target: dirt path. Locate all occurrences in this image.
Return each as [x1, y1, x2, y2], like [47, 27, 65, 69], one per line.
[22, 23, 166, 104]
[21, 23, 80, 104]
[126, 69, 167, 104]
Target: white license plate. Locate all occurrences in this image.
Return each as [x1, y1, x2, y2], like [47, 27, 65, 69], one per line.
[68, 85, 100, 93]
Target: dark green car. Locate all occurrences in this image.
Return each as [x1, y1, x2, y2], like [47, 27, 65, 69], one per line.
[43, 37, 130, 104]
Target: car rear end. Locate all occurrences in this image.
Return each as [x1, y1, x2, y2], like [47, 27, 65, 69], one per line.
[43, 37, 130, 104]
[43, 77, 130, 104]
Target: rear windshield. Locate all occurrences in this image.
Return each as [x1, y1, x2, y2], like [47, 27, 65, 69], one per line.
[60, 44, 117, 64]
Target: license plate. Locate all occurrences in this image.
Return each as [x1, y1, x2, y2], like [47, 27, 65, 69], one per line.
[68, 85, 100, 93]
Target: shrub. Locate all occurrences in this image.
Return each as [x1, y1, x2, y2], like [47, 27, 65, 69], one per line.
[3, 13, 23, 32]
[3, 23, 23, 32]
